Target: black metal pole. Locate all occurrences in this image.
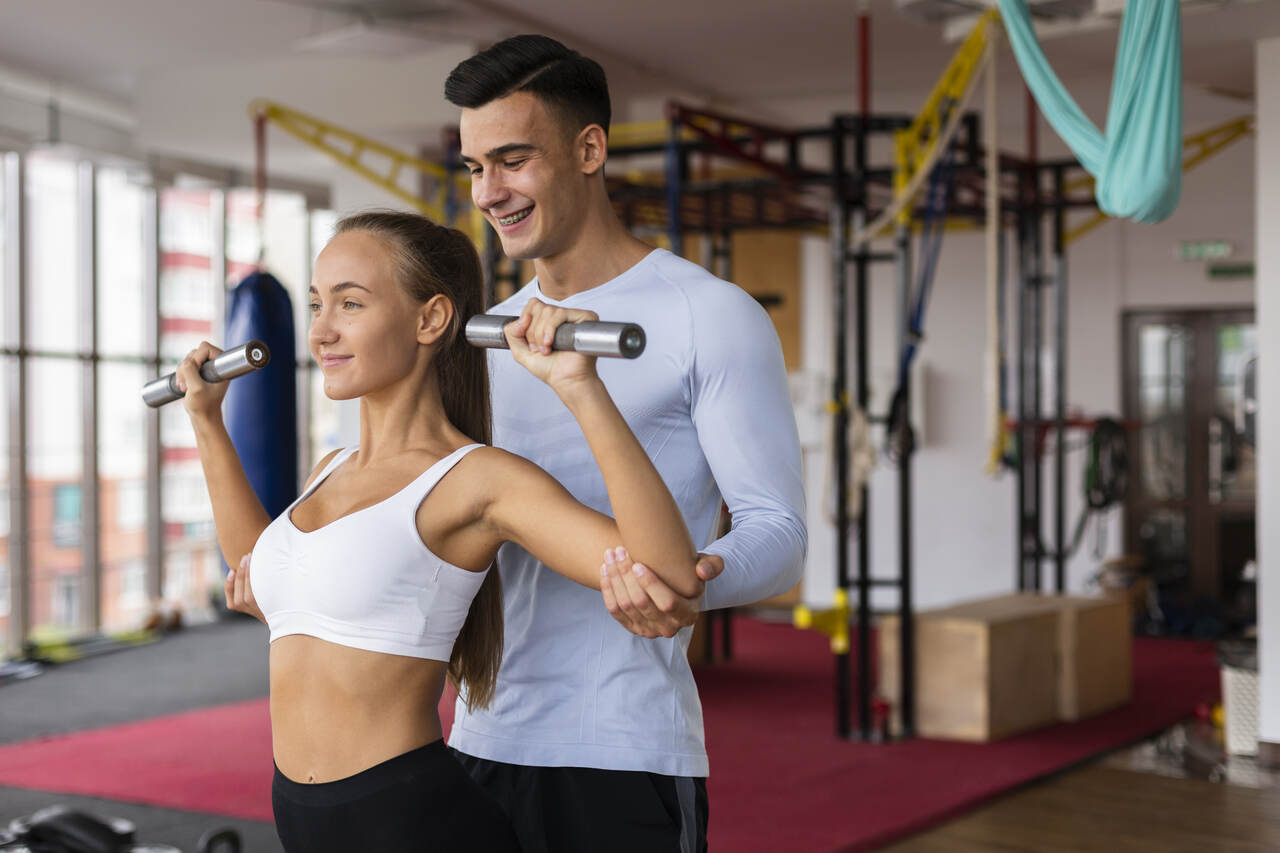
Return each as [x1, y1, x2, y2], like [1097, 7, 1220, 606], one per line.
[1015, 203, 1030, 592]
[1031, 183, 1044, 593]
[482, 228, 499, 309]
[896, 222, 915, 739]
[831, 120, 852, 740]
[853, 122, 873, 744]
[1053, 166, 1067, 593]
[666, 106, 684, 258]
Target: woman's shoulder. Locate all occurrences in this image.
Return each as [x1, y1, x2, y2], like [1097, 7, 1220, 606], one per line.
[458, 444, 535, 476]
[454, 445, 554, 499]
[433, 444, 548, 525]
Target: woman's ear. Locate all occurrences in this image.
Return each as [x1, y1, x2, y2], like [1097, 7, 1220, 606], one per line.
[417, 294, 455, 346]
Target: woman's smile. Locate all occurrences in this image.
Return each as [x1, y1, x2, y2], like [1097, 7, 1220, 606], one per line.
[320, 353, 354, 370]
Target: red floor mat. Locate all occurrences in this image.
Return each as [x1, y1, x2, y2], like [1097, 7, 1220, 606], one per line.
[0, 620, 1219, 852]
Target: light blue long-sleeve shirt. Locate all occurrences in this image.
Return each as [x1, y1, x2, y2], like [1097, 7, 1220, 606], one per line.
[449, 249, 806, 776]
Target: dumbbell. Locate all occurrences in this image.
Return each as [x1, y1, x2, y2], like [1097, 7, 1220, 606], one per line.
[141, 341, 271, 407]
[465, 315, 645, 359]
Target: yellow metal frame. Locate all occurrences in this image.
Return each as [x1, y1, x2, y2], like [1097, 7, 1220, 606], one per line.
[1063, 115, 1256, 245]
[250, 99, 472, 225]
[895, 9, 1000, 227]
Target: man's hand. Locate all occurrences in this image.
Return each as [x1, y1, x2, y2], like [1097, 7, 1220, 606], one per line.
[600, 548, 724, 639]
[225, 553, 266, 624]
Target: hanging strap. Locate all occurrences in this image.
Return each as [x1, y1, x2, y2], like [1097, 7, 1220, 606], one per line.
[997, 0, 1183, 223]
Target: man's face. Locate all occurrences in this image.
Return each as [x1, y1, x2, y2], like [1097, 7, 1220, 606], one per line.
[459, 91, 587, 261]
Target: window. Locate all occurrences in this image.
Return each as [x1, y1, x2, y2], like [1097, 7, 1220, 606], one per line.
[52, 484, 82, 548]
[5, 148, 328, 648]
[97, 276, 149, 632]
[114, 479, 146, 531]
[53, 575, 80, 628]
[163, 549, 191, 602]
[97, 168, 147, 357]
[1, 157, 10, 350]
[26, 154, 80, 353]
[26, 157, 86, 638]
[118, 560, 145, 611]
[28, 358, 84, 630]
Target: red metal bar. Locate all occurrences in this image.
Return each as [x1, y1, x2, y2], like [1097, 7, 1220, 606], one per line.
[859, 7, 870, 117]
[254, 108, 267, 235]
[668, 103, 812, 182]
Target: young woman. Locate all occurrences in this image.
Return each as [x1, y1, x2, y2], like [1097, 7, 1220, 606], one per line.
[175, 210, 699, 853]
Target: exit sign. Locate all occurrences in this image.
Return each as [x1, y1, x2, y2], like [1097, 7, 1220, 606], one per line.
[1179, 240, 1233, 261]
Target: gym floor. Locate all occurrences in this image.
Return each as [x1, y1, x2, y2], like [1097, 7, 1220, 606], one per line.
[0, 619, 279, 852]
[886, 764, 1280, 852]
[2, 618, 1277, 853]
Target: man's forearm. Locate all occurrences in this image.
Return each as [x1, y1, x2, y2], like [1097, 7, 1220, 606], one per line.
[700, 512, 806, 610]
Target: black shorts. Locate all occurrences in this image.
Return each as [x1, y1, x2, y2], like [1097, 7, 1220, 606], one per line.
[451, 749, 708, 853]
[271, 739, 521, 853]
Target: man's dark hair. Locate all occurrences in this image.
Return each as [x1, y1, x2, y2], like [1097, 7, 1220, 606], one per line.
[445, 34, 611, 135]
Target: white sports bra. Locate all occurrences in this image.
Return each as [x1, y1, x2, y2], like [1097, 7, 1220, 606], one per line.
[249, 444, 488, 661]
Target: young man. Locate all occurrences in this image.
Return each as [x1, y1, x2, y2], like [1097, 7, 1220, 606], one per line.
[445, 34, 806, 853]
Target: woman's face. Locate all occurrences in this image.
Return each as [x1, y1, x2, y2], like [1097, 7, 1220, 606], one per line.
[308, 230, 425, 400]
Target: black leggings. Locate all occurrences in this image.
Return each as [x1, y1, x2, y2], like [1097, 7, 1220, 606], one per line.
[272, 739, 521, 853]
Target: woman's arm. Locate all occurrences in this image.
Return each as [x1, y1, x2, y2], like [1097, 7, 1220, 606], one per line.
[480, 301, 700, 598]
[175, 341, 273, 572]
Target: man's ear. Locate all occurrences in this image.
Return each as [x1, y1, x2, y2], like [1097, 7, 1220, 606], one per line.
[417, 294, 455, 346]
[578, 124, 607, 177]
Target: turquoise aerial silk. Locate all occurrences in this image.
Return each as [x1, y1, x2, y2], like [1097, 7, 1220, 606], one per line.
[997, 0, 1183, 223]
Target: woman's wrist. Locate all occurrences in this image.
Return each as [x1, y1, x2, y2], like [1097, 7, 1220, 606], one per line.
[189, 410, 227, 437]
[553, 374, 608, 411]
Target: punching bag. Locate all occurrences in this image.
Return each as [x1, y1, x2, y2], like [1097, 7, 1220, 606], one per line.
[224, 270, 298, 531]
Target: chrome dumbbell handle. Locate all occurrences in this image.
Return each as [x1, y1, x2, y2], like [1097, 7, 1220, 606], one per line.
[465, 315, 645, 359]
[141, 341, 271, 407]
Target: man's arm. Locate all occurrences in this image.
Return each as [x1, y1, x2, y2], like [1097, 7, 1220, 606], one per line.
[601, 283, 806, 635]
[689, 284, 807, 611]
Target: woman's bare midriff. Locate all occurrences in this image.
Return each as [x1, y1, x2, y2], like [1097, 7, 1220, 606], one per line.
[269, 634, 449, 784]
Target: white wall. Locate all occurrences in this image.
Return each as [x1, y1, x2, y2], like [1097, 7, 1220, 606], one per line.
[1255, 36, 1280, 748]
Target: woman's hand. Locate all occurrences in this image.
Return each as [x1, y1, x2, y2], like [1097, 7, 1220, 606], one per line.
[175, 341, 229, 422]
[225, 553, 266, 624]
[601, 548, 723, 638]
[504, 299, 601, 398]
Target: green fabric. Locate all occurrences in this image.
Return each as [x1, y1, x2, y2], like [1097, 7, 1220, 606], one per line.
[998, 0, 1182, 223]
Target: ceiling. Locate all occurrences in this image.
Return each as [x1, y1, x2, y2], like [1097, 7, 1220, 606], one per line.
[0, 0, 1273, 188]
[0, 0, 1274, 105]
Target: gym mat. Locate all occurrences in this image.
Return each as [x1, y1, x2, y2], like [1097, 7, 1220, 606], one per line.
[0, 620, 1218, 852]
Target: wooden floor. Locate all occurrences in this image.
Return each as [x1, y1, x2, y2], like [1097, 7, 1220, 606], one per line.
[882, 765, 1280, 852]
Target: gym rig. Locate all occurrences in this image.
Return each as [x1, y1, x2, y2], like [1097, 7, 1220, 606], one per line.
[248, 11, 1255, 744]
